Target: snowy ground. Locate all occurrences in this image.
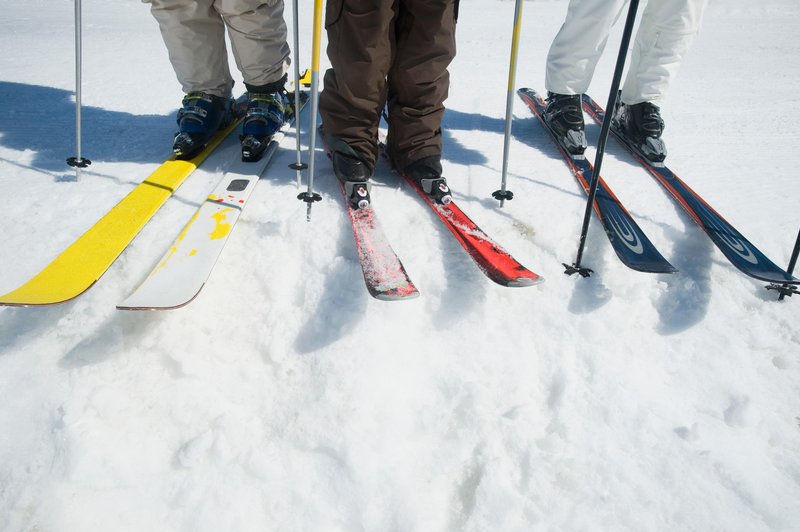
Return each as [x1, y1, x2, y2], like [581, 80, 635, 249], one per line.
[1, 0, 799, 530]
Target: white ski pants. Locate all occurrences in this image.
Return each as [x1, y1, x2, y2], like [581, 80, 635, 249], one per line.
[144, 0, 291, 97]
[545, 0, 708, 105]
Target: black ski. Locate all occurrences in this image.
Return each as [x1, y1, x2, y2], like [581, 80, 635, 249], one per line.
[518, 87, 676, 274]
[582, 93, 799, 286]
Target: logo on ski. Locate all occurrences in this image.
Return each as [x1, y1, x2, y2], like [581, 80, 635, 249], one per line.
[606, 210, 644, 255]
[699, 204, 759, 265]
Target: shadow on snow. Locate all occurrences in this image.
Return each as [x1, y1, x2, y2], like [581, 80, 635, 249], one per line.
[0, 81, 175, 173]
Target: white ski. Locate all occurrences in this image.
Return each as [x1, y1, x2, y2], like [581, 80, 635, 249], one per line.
[118, 97, 304, 310]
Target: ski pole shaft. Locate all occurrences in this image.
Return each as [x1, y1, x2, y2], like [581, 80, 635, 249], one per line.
[570, 0, 639, 273]
[297, 0, 323, 219]
[289, 0, 306, 188]
[494, 0, 524, 208]
[778, 227, 800, 300]
[75, 0, 82, 174]
[786, 227, 800, 276]
[66, 0, 91, 178]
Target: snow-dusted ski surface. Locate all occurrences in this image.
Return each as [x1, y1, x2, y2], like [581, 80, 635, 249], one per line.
[1, 1, 799, 530]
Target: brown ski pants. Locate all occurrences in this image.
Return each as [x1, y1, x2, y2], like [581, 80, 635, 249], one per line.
[319, 0, 459, 172]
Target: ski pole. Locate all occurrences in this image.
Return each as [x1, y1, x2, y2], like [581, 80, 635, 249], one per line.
[778, 227, 800, 301]
[288, 0, 307, 188]
[66, 0, 91, 179]
[565, 0, 640, 277]
[296, 0, 323, 220]
[492, 0, 523, 208]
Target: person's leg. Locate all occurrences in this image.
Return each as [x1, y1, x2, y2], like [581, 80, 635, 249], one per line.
[216, 0, 290, 90]
[146, 0, 234, 97]
[545, 0, 628, 95]
[384, 0, 457, 173]
[319, 0, 397, 171]
[614, 0, 708, 163]
[621, 0, 708, 105]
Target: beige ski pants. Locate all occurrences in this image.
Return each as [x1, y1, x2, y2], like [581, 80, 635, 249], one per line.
[144, 0, 291, 97]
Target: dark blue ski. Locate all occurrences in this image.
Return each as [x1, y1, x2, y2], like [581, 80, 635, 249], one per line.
[582, 93, 799, 286]
[517, 88, 676, 274]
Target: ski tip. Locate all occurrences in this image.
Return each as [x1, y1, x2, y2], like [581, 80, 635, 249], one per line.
[373, 289, 421, 301]
[0, 279, 98, 307]
[117, 287, 203, 311]
[506, 276, 545, 288]
[368, 279, 421, 301]
[619, 261, 678, 275]
[116, 300, 193, 311]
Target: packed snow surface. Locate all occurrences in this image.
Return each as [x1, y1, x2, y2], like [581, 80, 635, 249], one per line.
[1, 1, 799, 530]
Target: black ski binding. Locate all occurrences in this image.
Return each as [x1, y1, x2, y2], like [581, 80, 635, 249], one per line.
[343, 180, 371, 209]
[241, 134, 270, 162]
[419, 177, 452, 205]
[561, 129, 588, 159]
[172, 132, 205, 160]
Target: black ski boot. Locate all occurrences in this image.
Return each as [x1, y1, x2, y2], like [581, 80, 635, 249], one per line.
[241, 83, 289, 162]
[404, 155, 452, 205]
[612, 100, 667, 164]
[332, 150, 373, 210]
[542, 92, 588, 158]
[173, 92, 234, 160]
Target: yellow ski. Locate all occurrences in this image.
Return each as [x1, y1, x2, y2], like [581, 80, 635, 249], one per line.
[0, 118, 242, 306]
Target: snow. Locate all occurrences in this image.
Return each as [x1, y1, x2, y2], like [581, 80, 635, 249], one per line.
[1, 0, 799, 530]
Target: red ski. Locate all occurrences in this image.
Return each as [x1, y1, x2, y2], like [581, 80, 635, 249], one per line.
[338, 181, 420, 301]
[402, 175, 543, 287]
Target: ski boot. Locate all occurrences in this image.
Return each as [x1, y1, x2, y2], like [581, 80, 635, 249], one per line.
[241, 88, 289, 162]
[172, 92, 234, 160]
[612, 99, 667, 165]
[542, 92, 588, 158]
[333, 150, 372, 209]
[404, 155, 452, 205]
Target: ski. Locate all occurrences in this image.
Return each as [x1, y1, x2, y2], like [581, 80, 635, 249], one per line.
[518, 88, 676, 274]
[581, 93, 800, 286]
[0, 104, 246, 307]
[375, 137, 542, 287]
[321, 131, 419, 301]
[401, 174, 543, 287]
[338, 183, 420, 300]
[118, 93, 309, 310]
